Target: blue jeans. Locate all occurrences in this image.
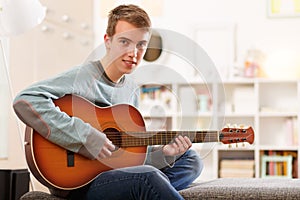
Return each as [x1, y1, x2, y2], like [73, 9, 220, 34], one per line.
[68, 149, 203, 200]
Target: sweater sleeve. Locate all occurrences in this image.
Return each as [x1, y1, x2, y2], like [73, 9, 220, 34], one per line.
[13, 66, 106, 159]
[145, 146, 176, 169]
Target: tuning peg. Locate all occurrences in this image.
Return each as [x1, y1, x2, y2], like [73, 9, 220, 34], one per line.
[228, 144, 232, 148]
[225, 123, 231, 128]
[236, 143, 238, 148]
[239, 124, 245, 128]
[242, 143, 245, 147]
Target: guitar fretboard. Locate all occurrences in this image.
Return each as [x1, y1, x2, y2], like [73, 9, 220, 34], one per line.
[105, 131, 220, 147]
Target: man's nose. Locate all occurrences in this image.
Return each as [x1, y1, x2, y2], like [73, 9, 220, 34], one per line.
[127, 45, 138, 57]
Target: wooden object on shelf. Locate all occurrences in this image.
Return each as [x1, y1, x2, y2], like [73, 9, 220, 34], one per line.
[261, 155, 293, 178]
[219, 159, 255, 178]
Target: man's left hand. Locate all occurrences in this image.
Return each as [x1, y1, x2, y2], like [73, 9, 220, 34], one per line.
[162, 135, 192, 156]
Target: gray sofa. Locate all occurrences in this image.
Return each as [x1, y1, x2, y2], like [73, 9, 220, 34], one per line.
[180, 178, 300, 199]
[21, 178, 300, 200]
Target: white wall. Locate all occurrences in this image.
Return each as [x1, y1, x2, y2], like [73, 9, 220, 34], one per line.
[95, 0, 300, 79]
[166, 0, 299, 78]
[0, 39, 9, 159]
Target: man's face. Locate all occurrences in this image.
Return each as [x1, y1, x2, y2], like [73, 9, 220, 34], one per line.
[105, 20, 151, 75]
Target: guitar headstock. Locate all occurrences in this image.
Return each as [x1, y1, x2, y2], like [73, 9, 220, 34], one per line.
[220, 125, 254, 145]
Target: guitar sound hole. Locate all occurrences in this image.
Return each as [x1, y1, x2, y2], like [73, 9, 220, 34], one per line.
[104, 128, 121, 150]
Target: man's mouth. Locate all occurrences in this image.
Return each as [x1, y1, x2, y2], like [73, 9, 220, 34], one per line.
[123, 60, 137, 65]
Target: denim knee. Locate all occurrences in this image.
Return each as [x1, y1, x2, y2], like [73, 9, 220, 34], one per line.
[186, 149, 203, 177]
[141, 165, 170, 181]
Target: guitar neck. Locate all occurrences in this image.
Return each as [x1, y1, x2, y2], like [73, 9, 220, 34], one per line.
[114, 131, 219, 147]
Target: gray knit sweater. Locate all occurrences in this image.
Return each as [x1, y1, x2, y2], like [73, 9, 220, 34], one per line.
[13, 61, 173, 169]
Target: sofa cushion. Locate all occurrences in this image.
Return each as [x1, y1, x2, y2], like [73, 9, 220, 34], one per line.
[20, 191, 64, 200]
[179, 178, 300, 200]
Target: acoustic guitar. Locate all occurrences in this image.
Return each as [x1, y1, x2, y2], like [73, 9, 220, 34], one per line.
[24, 94, 254, 190]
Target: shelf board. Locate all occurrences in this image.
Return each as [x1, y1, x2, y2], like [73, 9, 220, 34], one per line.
[261, 175, 293, 179]
[224, 113, 256, 117]
[223, 78, 256, 84]
[259, 145, 299, 151]
[256, 78, 299, 84]
[259, 112, 298, 117]
[217, 144, 256, 150]
[174, 112, 213, 117]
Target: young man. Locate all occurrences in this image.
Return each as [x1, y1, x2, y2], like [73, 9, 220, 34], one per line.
[13, 4, 202, 200]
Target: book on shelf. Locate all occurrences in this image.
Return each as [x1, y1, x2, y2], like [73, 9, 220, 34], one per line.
[284, 151, 298, 178]
[268, 150, 275, 176]
[219, 159, 255, 178]
[262, 150, 298, 178]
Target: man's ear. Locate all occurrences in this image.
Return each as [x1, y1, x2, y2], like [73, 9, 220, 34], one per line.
[104, 34, 111, 49]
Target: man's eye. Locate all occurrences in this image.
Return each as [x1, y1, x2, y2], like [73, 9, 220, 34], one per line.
[137, 42, 147, 50]
[120, 39, 129, 45]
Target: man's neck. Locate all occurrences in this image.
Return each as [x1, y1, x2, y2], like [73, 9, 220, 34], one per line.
[100, 57, 123, 83]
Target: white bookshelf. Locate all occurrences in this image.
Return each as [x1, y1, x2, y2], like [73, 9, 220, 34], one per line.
[134, 76, 300, 180]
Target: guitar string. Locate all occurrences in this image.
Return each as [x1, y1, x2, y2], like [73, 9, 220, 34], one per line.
[98, 130, 251, 146]
[97, 131, 220, 146]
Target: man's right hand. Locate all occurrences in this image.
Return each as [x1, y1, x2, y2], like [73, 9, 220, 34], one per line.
[97, 138, 115, 159]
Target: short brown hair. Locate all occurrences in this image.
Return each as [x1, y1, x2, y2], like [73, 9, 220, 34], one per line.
[106, 4, 151, 37]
